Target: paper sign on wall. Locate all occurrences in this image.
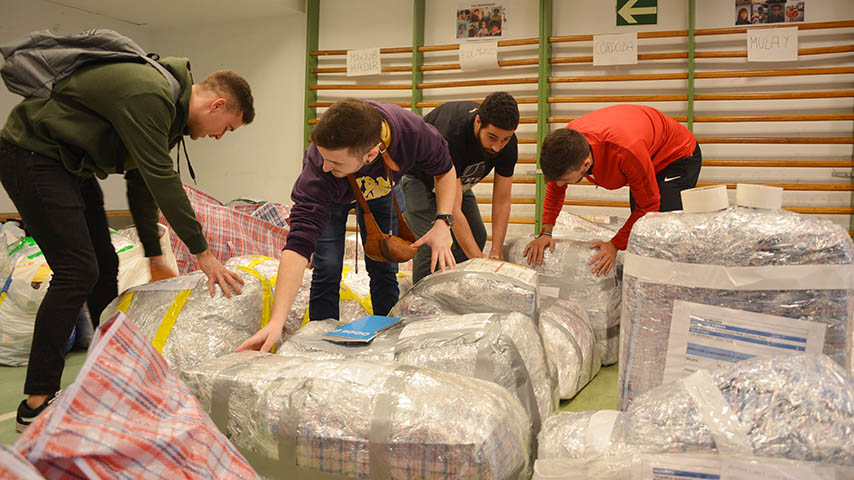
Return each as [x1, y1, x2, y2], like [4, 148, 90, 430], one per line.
[593, 32, 638, 66]
[346, 48, 381, 77]
[747, 27, 798, 62]
[459, 41, 498, 71]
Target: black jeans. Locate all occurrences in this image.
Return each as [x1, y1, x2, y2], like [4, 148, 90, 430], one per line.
[0, 140, 118, 396]
[309, 187, 401, 320]
[630, 142, 703, 212]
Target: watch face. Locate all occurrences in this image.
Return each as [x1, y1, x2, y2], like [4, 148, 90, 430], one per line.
[436, 214, 453, 227]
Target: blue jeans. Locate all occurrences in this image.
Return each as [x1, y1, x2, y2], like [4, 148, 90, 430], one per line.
[309, 186, 401, 320]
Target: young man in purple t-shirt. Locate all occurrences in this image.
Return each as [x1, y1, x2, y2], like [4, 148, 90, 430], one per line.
[238, 98, 457, 352]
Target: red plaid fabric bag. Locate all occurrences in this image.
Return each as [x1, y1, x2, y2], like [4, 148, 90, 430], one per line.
[0, 446, 44, 479]
[13, 311, 259, 480]
[160, 186, 289, 274]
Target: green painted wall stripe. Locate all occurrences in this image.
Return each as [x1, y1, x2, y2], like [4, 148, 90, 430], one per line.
[412, 0, 425, 115]
[687, 0, 696, 132]
[303, 0, 319, 151]
[535, 0, 553, 233]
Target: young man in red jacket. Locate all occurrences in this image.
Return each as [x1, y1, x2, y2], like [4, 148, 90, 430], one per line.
[523, 104, 701, 276]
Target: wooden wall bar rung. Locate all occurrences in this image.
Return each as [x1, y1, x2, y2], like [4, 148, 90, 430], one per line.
[417, 78, 539, 89]
[693, 20, 854, 37]
[415, 97, 538, 108]
[482, 216, 536, 225]
[550, 94, 689, 102]
[311, 47, 413, 56]
[694, 114, 854, 122]
[313, 66, 412, 74]
[310, 84, 411, 90]
[420, 59, 538, 72]
[703, 159, 854, 168]
[519, 117, 538, 124]
[476, 198, 536, 205]
[552, 52, 688, 64]
[550, 73, 688, 83]
[550, 46, 853, 64]
[517, 138, 537, 144]
[310, 101, 412, 108]
[564, 180, 854, 191]
[517, 157, 537, 164]
[560, 200, 854, 215]
[550, 115, 688, 123]
[550, 30, 688, 43]
[695, 67, 854, 79]
[698, 137, 854, 144]
[418, 38, 539, 52]
[480, 177, 535, 184]
[694, 90, 854, 101]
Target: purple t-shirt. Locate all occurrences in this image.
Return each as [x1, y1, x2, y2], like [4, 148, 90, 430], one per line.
[285, 101, 453, 260]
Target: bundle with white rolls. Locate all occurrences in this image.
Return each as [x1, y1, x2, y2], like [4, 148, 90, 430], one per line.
[539, 297, 600, 399]
[99, 255, 278, 377]
[277, 312, 556, 437]
[620, 184, 854, 409]
[505, 235, 621, 365]
[183, 351, 532, 480]
[390, 258, 538, 320]
[539, 354, 854, 467]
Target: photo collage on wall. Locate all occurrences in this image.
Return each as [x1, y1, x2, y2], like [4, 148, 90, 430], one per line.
[736, 0, 805, 25]
[456, 3, 506, 40]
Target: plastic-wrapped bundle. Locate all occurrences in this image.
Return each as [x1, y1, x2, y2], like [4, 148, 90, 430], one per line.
[99, 255, 277, 376]
[532, 453, 854, 480]
[552, 211, 622, 238]
[620, 207, 854, 409]
[538, 354, 854, 466]
[390, 258, 538, 319]
[286, 268, 313, 335]
[183, 351, 531, 480]
[505, 236, 620, 365]
[277, 312, 555, 435]
[110, 225, 178, 293]
[539, 297, 600, 399]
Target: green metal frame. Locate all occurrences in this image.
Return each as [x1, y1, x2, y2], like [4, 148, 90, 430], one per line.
[411, 0, 425, 114]
[303, 0, 319, 150]
[535, 0, 553, 233]
[687, 0, 696, 132]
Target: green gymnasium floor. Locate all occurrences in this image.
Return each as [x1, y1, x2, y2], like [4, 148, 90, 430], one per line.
[0, 351, 618, 446]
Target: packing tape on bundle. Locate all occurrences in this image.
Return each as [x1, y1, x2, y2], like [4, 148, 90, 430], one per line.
[585, 410, 621, 455]
[680, 185, 729, 214]
[369, 365, 418, 480]
[235, 266, 272, 328]
[682, 369, 751, 455]
[114, 291, 136, 315]
[735, 183, 783, 210]
[151, 289, 192, 353]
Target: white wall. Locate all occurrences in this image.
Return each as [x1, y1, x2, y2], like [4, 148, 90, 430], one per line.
[0, 0, 152, 213]
[150, 14, 306, 204]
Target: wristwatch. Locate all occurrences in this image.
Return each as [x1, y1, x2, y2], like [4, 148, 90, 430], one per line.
[434, 213, 454, 227]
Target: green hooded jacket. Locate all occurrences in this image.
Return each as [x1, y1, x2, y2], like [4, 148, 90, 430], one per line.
[0, 57, 207, 256]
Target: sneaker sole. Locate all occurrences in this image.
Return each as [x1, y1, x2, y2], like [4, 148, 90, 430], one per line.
[15, 421, 27, 433]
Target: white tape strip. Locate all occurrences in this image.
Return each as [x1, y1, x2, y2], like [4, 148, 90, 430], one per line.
[736, 184, 783, 210]
[624, 253, 854, 290]
[585, 410, 621, 455]
[681, 185, 729, 213]
[682, 370, 752, 455]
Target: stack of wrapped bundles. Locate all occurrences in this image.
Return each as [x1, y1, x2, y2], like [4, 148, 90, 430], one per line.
[390, 258, 538, 319]
[183, 351, 532, 480]
[539, 297, 600, 399]
[538, 354, 854, 468]
[531, 453, 854, 480]
[277, 312, 554, 438]
[620, 196, 854, 409]
[505, 234, 621, 365]
[99, 255, 278, 376]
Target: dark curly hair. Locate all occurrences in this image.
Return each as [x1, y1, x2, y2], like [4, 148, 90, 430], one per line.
[540, 128, 590, 181]
[477, 92, 519, 131]
[311, 98, 382, 155]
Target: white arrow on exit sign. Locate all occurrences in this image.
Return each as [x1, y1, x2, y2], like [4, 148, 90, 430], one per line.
[618, 0, 657, 24]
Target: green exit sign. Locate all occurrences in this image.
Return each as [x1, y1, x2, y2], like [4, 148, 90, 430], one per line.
[617, 0, 658, 26]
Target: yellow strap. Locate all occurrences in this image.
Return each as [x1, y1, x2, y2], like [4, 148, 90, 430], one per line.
[115, 291, 136, 314]
[338, 265, 373, 315]
[270, 274, 277, 288]
[151, 289, 192, 353]
[236, 266, 272, 329]
[0, 291, 7, 307]
[247, 257, 267, 268]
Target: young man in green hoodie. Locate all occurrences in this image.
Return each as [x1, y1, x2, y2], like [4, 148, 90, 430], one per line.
[0, 57, 255, 431]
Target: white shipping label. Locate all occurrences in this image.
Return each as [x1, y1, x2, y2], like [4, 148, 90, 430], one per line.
[634, 454, 721, 480]
[663, 301, 826, 385]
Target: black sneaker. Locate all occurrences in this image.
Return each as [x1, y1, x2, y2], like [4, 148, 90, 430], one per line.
[15, 391, 60, 433]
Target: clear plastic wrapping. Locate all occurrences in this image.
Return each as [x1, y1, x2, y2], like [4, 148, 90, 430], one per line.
[620, 207, 854, 409]
[277, 312, 555, 435]
[183, 351, 532, 480]
[539, 354, 854, 466]
[99, 255, 278, 377]
[539, 297, 600, 399]
[505, 235, 621, 365]
[390, 258, 538, 319]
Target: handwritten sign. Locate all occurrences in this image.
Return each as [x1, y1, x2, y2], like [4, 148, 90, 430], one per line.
[346, 48, 381, 77]
[747, 27, 798, 62]
[593, 32, 637, 66]
[459, 41, 498, 71]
